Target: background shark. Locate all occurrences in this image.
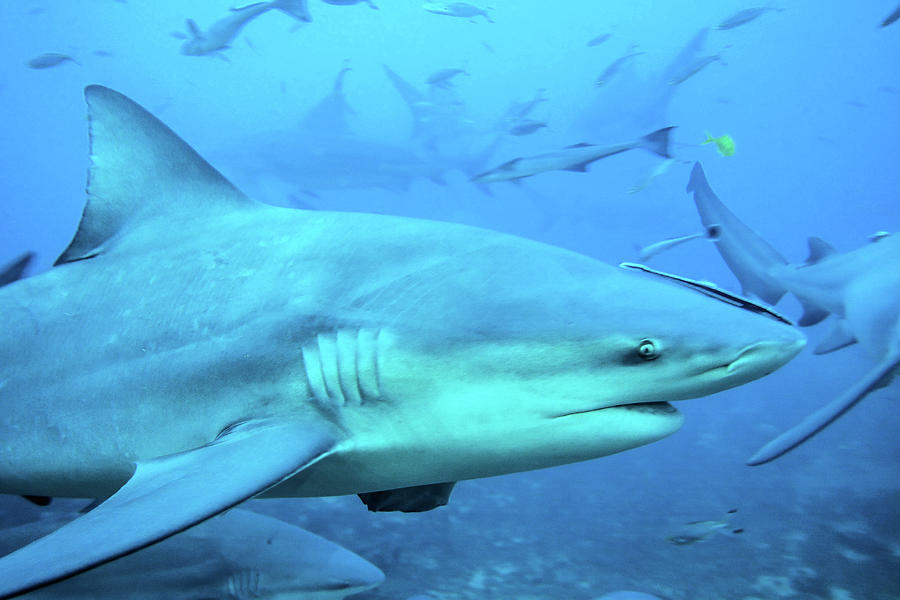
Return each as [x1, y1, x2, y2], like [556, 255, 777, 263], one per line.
[0, 505, 383, 600]
[0, 86, 802, 598]
[686, 163, 900, 464]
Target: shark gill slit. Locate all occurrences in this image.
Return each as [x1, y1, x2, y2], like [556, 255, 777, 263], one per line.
[302, 328, 382, 410]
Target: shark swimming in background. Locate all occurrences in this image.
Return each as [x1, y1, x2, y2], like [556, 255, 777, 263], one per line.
[0, 507, 383, 599]
[180, 0, 310, 57]
[0, 86, 803, 598]
[471, 127, 675, 184]
[686, 163, 900, 465]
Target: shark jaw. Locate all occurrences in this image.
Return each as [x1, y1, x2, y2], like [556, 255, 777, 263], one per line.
[272, 323, 804, 497]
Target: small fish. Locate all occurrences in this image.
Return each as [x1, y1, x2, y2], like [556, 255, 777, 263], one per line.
[637, 225, 721, 262]
[508, 120, 547, 136]
[321, 0, 379, 8]
[881, 3, 900, 27]
[587, 33, 611, 47]
[25, 53, 79, 69]
[627, 157, 678, 194]
[426, 67, 467, 87]
[596, 48, 644, 87]
[667, 509, 743, 545]
[422, 2, 493, 23]
[668, 54, 722, 85]
[715, 7, 783, 30]
[702, 132, 735, 156]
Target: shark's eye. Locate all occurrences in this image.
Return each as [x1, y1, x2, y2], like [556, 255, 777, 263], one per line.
[637, 339, 660, 360]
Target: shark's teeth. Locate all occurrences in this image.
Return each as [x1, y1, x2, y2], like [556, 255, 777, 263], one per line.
[302, 329, 382, 410]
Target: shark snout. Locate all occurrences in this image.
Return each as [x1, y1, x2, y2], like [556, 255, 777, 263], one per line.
[725, 330, 806, 377]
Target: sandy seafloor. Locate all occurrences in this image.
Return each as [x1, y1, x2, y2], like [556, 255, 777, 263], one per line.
[1, 1, 899, 599]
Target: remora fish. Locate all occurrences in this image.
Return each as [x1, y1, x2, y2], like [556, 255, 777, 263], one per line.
[595, 48, 644, 87]
[686, 163, 900, 464]
[0, 87, 803, 598]
[426, 67, 467, 88]
[637, 226, 721, 262]
[25, 53, 79, 69]
[322, 0, 378, 8]
[181, 0, 310, 57]
[715, 7, 783, 30]
[667, 53, 723, 86]
[472, 127, 675, 183]
[0, 508, 383, 599]
[667, 509, 743, 545]
[422, 1, 493, 22]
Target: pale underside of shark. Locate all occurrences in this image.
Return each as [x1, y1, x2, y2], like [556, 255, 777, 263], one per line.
[686, 162, 900, 464]
[0, 87, 803, 598]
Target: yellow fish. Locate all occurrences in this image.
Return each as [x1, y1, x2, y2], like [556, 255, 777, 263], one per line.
[703, 132, 735, 156]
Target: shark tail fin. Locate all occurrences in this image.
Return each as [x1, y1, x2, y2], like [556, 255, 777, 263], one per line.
[686, 163, 788, 306]
[272, 0, 312, 22]
[639, 126, 675, 159]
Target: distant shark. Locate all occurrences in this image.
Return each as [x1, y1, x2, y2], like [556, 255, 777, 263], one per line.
[686, 163, 900, 465]
[0, 87, 803, 598]
[471, 127, 674, 184]
[0, 507, 383, 599]
[180, 0, 310, 58]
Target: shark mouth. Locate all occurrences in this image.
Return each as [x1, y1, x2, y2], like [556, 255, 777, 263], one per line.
[554, 401, 678, 418]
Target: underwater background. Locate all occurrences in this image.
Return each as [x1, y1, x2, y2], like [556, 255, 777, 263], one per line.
[1, 1, 898, 599]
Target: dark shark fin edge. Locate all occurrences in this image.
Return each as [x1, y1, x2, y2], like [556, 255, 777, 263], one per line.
[0, 418, 338, 599]
[814, 319, 857, 354]
[0, 252, 35, 287]
[55, 86, 255, 266]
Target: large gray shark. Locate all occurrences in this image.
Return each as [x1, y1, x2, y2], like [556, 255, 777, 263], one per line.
[686, 163, 900, 465]
[1, 508, 383, 599]
[0, 87, 803, 598]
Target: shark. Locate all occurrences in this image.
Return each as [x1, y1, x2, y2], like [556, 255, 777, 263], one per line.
[0, 507, 383, 600]
[686, 162, 900, 465]
[0, 86, 803, 598]
[470, 127, 675, 184]
[180, 0, 310, 57]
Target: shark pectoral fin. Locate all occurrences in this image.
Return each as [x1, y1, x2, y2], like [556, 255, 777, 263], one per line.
[55, 86, 256, 265]
[563, 162, 591, 172]
[0, 419, 338, 600]
[185, 18, 202, 39]
[747, 352, 900, 465]
[358, 482, 457, 512]
[814, 320, 857, 354]
[797, 299, 829, 327]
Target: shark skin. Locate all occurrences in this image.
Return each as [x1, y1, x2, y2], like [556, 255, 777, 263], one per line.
[0, 87, 803, 598]
[686, 162, 900, 465]
[0, 508, 383, 600]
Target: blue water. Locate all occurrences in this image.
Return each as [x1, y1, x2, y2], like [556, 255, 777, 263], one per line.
[1, 1, 899, 599]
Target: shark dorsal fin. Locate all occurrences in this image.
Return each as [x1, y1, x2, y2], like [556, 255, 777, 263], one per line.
[55, 86, 255, 265]
[565, 142, 594, 149]
[805, 237, 837, 265]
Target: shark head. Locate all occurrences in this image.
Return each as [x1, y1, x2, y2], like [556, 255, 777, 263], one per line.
[291, 226, 806, 493]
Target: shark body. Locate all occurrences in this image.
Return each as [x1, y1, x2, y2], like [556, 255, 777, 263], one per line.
[0, 507, 382, 600]
[686, 163, 900, 464]
[0, 88, 803, 597]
